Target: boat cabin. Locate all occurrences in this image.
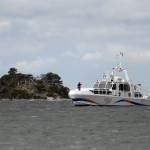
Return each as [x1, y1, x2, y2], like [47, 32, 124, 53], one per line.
[91, 79, 142, 98]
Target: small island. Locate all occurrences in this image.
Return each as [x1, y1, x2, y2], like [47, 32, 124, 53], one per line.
[0, 68, 69, 100]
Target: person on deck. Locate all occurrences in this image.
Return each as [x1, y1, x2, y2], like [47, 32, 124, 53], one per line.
[77, 82, 82, 91]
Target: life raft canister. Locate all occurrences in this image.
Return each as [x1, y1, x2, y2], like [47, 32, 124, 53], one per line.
[134, 85, 137, 90]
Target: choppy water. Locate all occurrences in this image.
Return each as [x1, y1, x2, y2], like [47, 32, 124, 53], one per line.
[0, 100, 150, 150]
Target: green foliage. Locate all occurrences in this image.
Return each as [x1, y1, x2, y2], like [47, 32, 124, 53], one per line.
[9, 88, 32, 99]
[33, 95, 47, 99]
[60, 86, 70, 98]
[0, 87, 9, 99]
[0, 67, 69, 100]
[8, 68, 17, 75]
[41, 72, 62, 86]
[35, 80, 46, 92]
[47, 93, 54, 97]
[49, 84, 59, 93]
[0, 75, 10, 84]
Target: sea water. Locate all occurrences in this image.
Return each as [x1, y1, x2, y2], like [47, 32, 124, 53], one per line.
[0, 99, 150, 150]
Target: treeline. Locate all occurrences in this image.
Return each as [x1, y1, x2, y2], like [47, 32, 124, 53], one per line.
[0, 68, 69, 99]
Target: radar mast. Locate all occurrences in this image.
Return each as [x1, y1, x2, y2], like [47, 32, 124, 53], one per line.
[119, 52, 123, 68]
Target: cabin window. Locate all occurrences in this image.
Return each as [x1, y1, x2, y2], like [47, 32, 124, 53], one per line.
[119, 84, 130, 91]
[94, 90, 98, 94]
[98, 81, 106, 89]
[93, 83, 99, 88]
[119, 84, 124, 91]
[112, 84, 116, 90]
[134, 92, 142, 98]
[93, 89, 112, 95]
[124, 84, 130, 91]
[98, 84, 105, 88]
[106, 82, 112, 89]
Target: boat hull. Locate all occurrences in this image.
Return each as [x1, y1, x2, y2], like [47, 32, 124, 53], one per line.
[69, 90, 150, 106]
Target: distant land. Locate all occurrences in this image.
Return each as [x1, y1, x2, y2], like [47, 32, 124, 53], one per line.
[0, 68, 69, 100]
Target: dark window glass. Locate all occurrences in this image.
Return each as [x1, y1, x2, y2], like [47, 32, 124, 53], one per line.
[112, 84, 116, 90]
[119, 84, 130, 91]
[93, 83, 99, 88]
[98, 81, 106, 88]
[119, 84, 124, 91]
[106, 82, 112, 89]
[134, 92, 142, 97]
[124, 84, 130, 91]
[94, 90, 98, 94]
[103, 91, 106, 94]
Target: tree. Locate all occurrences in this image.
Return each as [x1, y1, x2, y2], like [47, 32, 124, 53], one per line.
[8, 68, 17, 75]
[35, 80, 46, 92]
[41, 72, 62, 89]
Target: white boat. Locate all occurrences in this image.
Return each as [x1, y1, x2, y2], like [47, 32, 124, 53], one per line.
[69, 53, 150, 106]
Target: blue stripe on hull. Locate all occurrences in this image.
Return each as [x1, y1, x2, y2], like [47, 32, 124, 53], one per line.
[72, 98, 149, 106]
[115, 99, 148, 106]
[72, 98, 99, 105]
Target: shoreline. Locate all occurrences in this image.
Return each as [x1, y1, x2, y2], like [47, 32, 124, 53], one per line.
[0, 98, 70, 101]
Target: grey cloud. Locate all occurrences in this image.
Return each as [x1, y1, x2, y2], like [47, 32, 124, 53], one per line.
[0, 0, 150, 78]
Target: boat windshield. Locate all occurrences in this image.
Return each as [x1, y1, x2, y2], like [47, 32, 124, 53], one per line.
[98, 81, 112, 89]
[106, 82, 112, 89]
[98, 81, 106, 88]
[93, 81, 114, 89]
[93, 81, 99, 88]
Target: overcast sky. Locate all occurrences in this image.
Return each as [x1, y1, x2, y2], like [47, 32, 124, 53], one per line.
[0, 0, 150, 91]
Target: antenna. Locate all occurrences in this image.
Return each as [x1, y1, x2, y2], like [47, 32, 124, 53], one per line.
[119, 52, 123, 68]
